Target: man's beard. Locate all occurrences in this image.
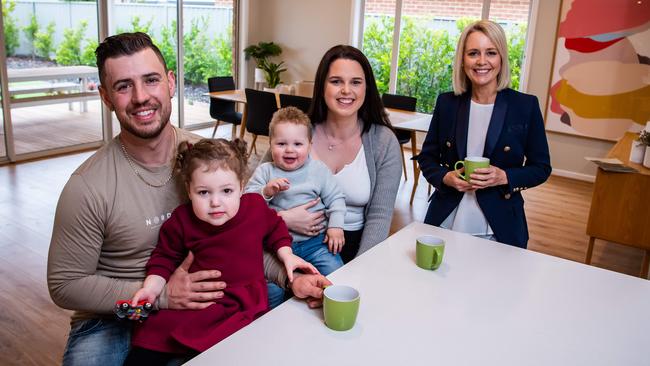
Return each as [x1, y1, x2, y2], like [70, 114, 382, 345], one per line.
[118, 104, 171, 139]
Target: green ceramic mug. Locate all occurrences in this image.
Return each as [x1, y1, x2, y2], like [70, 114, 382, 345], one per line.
[323, 285, 360, 331]
[455, 156, 490, 181]
[416, 235, 445, 270]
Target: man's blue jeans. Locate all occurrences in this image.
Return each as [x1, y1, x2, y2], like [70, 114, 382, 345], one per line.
[62, 318, 132, 366]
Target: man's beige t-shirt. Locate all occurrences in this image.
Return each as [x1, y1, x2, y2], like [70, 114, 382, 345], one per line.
[47, 127, 198, 320]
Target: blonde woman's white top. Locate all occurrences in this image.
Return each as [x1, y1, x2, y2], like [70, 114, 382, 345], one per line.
[441, 100, 494, 236]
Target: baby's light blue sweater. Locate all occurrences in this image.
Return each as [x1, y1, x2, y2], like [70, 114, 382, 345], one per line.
[245, 157, 346, 242]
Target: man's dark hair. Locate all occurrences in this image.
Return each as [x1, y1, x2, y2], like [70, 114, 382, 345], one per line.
[95, 32, 167, 85]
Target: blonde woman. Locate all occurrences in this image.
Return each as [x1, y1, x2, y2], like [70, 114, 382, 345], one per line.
[418, 20, 551, 248]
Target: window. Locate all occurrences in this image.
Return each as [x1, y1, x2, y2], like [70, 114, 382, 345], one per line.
[362, 0, 532, 113]
[0, 0, 238, 163]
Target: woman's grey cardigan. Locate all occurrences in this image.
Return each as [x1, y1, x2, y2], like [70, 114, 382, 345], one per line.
[356, 123, 401, 255]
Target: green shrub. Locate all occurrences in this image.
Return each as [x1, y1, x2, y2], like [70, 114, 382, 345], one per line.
[34, 21, 55, 60]
[211, 26, 234, 77]
[507, 23, 526, 91]
[2, 0, 20, 55]
[23, 13, 39, 59]
[363, 16, 527, 113]
[81, 38, 98, 66]
[183, 17, 213, 85]
[455, 17, 478, 33]
[116, 16, 153, 35]
[182, 17, 234, 88]
[396, 17, 455, 113]
[56, 21, 88, 65]
[104, 15, 233, 93]
[362, 16, 393, 95]
[157, 21, 177, 73]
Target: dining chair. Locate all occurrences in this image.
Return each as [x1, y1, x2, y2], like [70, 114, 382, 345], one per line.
[244, 88, 279, 155]
[279, 94, 312, 114]
[208, 76, 242, 140]
[293, 80, 315, 97]
[382, 93, 417, 180]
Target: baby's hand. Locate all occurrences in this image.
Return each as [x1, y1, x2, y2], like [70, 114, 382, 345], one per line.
[283, 254, 319, 283]
[263, 178, 291, 198]
[324, 228, 345, 254]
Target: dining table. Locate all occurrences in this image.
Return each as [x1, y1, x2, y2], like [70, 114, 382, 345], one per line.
[7, 65, 99, 111]
[387, 108, 432, 203]
[186, 222, 650, 366]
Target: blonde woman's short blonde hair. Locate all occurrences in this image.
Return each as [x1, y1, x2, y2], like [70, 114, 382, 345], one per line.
[452, 20, 511, 95]
[269, 106, 313, 141]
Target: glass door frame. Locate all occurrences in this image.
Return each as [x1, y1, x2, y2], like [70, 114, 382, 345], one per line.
[0, 10, 14, 163]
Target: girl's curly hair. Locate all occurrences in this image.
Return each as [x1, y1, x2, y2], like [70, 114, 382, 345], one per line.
[176, 138, 249, 185]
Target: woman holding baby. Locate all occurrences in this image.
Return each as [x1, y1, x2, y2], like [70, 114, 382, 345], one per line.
[278, 44, 402, 263]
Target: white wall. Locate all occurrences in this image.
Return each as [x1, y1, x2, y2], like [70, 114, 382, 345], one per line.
[242, 0, 354, 88]
[525, 0, 614, 181]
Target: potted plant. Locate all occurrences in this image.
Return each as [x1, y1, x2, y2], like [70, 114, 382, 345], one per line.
[244, 41, 285, 87]
[637, 130, 650, 168]
[260, 60, 287, 89]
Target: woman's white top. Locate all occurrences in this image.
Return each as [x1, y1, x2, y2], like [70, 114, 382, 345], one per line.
[441, 100, 494, 236]
[334, 145, 370, 231]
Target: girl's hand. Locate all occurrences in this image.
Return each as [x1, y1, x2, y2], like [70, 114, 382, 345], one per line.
[131, 287, 158, 307]
[131, 274, 165, 318]
[324, 228, 345, 254]
[469, 165, 508, 189]
[443, 169, 476, 192]
[277, 247, 319, 282]
[129, 287, 159, 321]
[284, 255, 319, 282]
[277, 198, 326, 236]
[263, 178, 291, 198]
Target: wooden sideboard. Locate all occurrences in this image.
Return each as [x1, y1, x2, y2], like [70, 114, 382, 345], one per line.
[585, 132, 650, 278]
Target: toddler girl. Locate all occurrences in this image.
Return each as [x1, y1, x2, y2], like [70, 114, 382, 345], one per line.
[124, 138, 316, 364]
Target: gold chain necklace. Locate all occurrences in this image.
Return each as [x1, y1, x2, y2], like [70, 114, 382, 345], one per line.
[320, 123, 360, 151]
[119, 129, 177, 188]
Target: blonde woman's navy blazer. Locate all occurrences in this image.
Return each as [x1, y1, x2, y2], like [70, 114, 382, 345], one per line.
[418, 88, 551, 248]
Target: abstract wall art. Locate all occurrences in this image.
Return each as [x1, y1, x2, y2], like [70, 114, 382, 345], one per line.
[545, 0, 650, 141]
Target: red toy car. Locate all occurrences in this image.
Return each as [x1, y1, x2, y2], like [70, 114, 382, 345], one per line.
[114, 300, 153, 321]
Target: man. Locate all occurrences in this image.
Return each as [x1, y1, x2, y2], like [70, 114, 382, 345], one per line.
[47, 32, 330, 366]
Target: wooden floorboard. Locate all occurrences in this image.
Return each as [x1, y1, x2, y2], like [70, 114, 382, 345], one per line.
[0, 131, 645, 365]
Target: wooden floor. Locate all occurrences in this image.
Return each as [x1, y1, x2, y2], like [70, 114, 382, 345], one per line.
[0, 131, 646, 365]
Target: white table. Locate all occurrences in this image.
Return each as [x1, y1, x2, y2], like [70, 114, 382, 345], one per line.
[7, 66, 99, 111]
[187, 223, 650, 366]
[387, 108, 432, 203]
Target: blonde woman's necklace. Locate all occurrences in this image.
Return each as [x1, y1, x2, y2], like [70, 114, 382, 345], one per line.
[119, 128, 177, 188]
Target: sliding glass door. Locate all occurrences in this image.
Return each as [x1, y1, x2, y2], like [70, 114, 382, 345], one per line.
[2, 0, 103, 159]
[182, 0, 235, 133]
[0, 0, 239, 163]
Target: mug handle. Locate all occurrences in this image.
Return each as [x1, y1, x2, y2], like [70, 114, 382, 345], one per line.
[430, 249, 438, 269]
[454, 161, 466, 180]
